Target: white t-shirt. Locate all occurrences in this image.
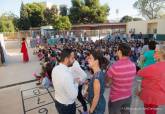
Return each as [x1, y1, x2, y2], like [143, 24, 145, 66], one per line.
[70, 60, 87, 83]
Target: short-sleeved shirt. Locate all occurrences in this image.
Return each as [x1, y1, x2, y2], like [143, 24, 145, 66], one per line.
[107, 57, 136, 102]
[143, 50, 156, 68]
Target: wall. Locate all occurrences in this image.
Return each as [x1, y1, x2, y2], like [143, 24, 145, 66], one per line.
[157, 19, 165, 34]
[127, 21, 148, 34]
[147, 22, 158, 34]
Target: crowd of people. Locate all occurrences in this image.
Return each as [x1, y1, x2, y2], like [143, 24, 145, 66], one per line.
[29, 36, 165, 114]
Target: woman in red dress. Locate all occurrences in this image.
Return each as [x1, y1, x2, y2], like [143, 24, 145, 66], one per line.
[21, 38, 29, 62]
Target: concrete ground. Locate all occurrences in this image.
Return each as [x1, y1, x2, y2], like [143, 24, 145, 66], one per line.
[0, 47, 165, 114]
[0, 48, 40, 88]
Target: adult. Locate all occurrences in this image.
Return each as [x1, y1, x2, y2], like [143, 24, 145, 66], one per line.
[106, 43, 136, 114]
[141, 38, 149, 55]
[0, 34, 7, 63]
[0, 41, 5, 65]
[142, 40, 156, 68]
[87, 51, 109, 114]
[137, 44, 165, 114]
[21, 38, 29, 62]
[52, 49, 78, 114]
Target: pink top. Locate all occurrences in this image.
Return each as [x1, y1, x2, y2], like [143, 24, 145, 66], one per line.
[107, 57, 136, 102]
[51, 57, 56, 61]
[138, 62, 165, 105]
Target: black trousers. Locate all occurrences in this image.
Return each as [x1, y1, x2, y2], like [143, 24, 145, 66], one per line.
[77, 85, 87, 111]
[108, 97, 132, 114]
[55, 100, 76, 114]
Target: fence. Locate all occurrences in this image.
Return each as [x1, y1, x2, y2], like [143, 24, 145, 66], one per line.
[2, 29, 127, 48]
[2, 30, 41, 41]
[2, 29, 123, 41]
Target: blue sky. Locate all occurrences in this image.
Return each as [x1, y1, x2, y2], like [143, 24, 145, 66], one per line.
[0, 0, 142, 20]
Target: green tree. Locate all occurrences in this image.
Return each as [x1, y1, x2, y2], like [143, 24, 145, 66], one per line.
[79, 5, 90, 23]
[26, 3, 46, 27]
[84, 0, 99, 7]
[133, 17, 143, 21]
[94, 4, 109, 23]
[0, 16, 15, 32]
[43, 5, 58, 25]
[60, 5, 68, 16]
[19, 2, 47, 29]
[71, 0, 83, 7]
[69, 0, 83, 24]
[120, 16, 143, 23]
[19, 2, 31, 30]
[12, 16, 20, 31]
[120, 16, 133, 23]
[133, 0, 165, 19]
[69, 0, 110, 24]
[53, 16, 72, 30]
[0, 12, 20, 31]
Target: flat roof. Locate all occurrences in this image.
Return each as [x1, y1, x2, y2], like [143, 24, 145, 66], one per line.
[72, 23, 126, 27]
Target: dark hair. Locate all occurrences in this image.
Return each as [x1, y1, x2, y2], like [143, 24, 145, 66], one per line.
[60, 48, 73, 62]
[118, 43, 131, 56]
[148, 40, 156, 50]
[22, 37, 26, 41]
[144, 38, 149, 45]
[90, 50, 109, 70]
[45, 62, 54, 81]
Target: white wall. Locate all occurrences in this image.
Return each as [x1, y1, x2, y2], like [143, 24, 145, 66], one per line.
[157, 19, 165, 34]
[127, 21, 148, 34]
[147, 23, 158, 34]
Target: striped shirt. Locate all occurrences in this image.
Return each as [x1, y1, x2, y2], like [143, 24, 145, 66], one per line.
[107, 57, 136, 102]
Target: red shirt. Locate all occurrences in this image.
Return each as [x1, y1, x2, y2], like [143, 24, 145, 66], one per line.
[138, 62, 165, 105]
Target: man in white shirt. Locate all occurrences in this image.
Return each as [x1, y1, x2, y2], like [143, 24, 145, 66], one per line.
[52, 48, 78, 114]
